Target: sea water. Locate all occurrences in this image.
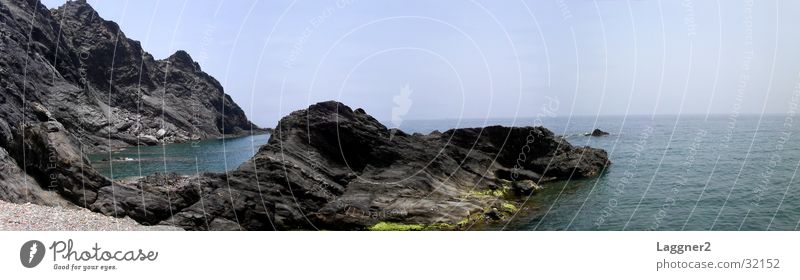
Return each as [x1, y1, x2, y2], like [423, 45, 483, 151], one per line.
[396, 115, 800, 231]
[90, 115, 800, 230]
[89, 134, 269, 180]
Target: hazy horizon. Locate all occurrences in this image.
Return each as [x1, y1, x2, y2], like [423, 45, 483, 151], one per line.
[40, 0, 800, 128]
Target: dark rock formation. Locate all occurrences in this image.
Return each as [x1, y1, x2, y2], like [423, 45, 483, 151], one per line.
[586, 129, 610, 137]
[0, 146, 71, 207]
[0, 0, 255, 151]
[93, 101, 611, 230]
[0, 0, 258, 208]
[11, 121, 110, 207]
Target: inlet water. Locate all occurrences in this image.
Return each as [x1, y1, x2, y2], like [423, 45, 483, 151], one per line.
[89, 134, 269, 180]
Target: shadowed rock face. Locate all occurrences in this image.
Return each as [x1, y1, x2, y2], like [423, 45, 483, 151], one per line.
[0, 0, 257, 207]
[95, 101, 611, 230]
[0, 0, 255, 151]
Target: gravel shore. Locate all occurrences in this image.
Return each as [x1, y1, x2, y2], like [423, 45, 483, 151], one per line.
[0, 200, 181, 231]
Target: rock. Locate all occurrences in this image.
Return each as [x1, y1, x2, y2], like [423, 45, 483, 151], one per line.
[11, 121, 110, 207]
[208, 218, 242, 231]
[0, 0, 258, 153]
[484, 208, 502, 221]
[138, 135, 159, 146]
[0, 120, 13, 148]
[511, 180, 542, 195]
[156, 128, 167, 139]
[31, 103, 52, 121]
[0, 0, 258, 209]
[0, 146, 71, 207]
[586, 128, 610, 137]
[102, 101, 610, 230]
[115, 121, 134, 132]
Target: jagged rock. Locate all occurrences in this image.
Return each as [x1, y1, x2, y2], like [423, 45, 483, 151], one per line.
[101, 101, 610, 230]
[511, 180, 542, 195]
[0, 0, 257, 155]
[156, 128, 167, 139]
[0, 0, 258, 209]
[11, 121, 110, 207]
[31, 103, 52, 121]
[115, 121, 134, 132]
[586, 128, 610, 137]
[0, 146, 71, 207]
[137, 135, 158, 146]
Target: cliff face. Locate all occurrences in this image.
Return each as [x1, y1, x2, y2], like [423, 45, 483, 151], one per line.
[0, 0, 255, 152]
[0, 0, 256, 206]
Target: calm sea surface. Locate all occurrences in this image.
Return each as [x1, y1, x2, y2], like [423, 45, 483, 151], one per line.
[89, 134, 269, 180]
[398, 115, 800, 231]
[90, 115, 800, 230]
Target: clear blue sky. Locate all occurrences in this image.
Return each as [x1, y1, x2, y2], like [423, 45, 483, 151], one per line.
[41, 0, 800, 127]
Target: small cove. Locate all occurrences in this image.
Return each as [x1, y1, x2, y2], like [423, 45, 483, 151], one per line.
[89, 134, 269, 180]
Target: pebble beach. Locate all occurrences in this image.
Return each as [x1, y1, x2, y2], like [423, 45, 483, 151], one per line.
[0, 200, 181, 231]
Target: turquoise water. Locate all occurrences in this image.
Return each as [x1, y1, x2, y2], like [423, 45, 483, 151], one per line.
[89, 134, 269, 179]
[396, 115, 800, 231]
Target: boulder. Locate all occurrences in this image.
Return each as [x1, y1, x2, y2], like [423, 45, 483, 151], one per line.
[0, 146, 71, 207]
[138, 135, 159, 146]
[586, 128, 610, 137]
[511, 180, 542, 195]
[11, 121, 110, 207]
[31, 103, 53, 121]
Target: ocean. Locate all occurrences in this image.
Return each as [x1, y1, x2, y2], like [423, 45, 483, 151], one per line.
[90, 115, 800, 231]
[397, 115, 800, 231]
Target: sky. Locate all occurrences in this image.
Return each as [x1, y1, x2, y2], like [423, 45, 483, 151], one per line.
[40, 0, 800, 127]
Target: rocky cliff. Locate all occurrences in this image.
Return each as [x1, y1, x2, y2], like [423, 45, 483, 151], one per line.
[0, 0, 256, 206]
[92, 101, 611, 230]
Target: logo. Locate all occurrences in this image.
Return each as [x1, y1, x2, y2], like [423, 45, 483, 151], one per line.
[20, 240, 45, 268]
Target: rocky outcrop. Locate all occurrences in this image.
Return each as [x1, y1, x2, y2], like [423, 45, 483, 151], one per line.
[0, 0, 256, 151]
[586, 129, 610, 137]
[0, 146, 71, 207]
[93, 101, 611, 230]
[11, 121, 110, 207]
[0, 0, 258, 209]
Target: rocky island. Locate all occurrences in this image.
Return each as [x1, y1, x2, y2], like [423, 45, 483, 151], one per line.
[0, 0, 611, 230]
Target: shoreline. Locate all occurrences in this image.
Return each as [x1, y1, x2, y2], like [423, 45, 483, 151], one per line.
[0, 200, 181, 231]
